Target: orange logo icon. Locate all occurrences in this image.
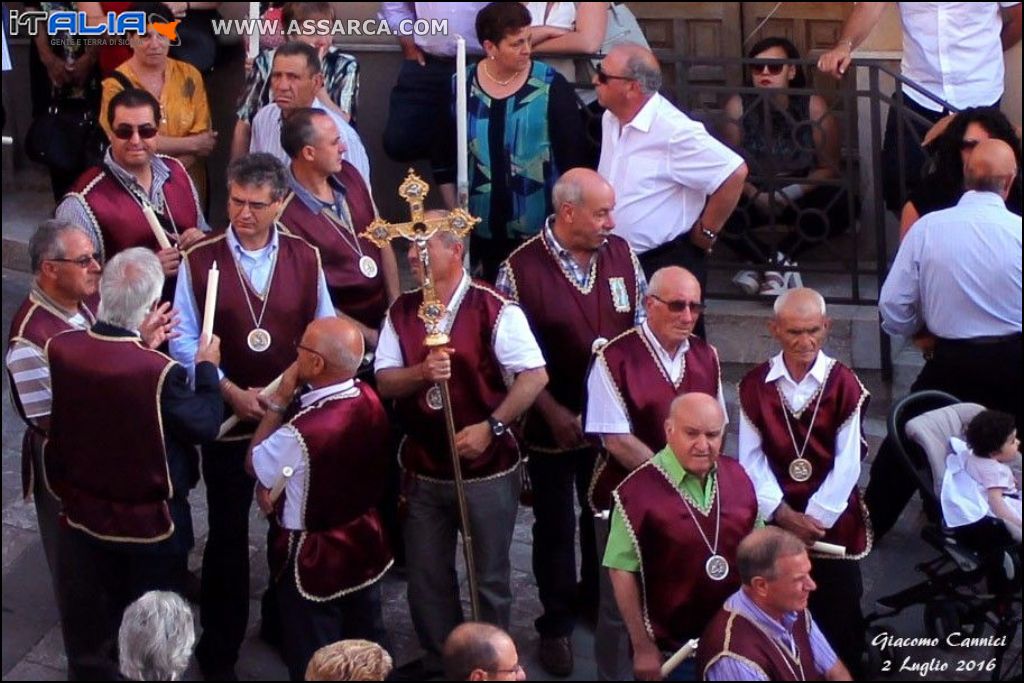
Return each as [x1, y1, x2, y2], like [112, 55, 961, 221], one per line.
[149, 19, 180, 42]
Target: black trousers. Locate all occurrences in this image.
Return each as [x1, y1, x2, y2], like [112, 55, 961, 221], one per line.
[527, 445, 600, 638]
[638, 234, 708, 340]
[866, 334, 1022, 539]
[809, 558, 864, 677]
[196, 439, 255, 671]
[277, 573, 387, 681]
[57, 529, 186, 680]
[382, 55, 456, 171]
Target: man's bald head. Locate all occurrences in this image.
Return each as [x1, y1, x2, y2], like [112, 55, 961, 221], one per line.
[649, 266, 700, 298]
[772, 287, 827, 319]
[552, 167, 612, 211]
[608, 43, 662, 96]
[443, 622, 518, 680]
[669, 391, 725, 427]
[304, 317, 364, 380]
[965, 138, 1019, 198]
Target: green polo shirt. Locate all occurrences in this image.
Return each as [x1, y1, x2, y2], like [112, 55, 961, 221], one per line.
[603, 447, 761, 572]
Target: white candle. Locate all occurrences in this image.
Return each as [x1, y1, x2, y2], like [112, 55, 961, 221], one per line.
[660, 639, 698, 677]
[247, 2, 260, 60]
[201, 262, 219, 342]
[142, 205, 173, 250]
[218, 374, 283, 438]
[455, 36, 468, 209]
[811, 541, 847, 556]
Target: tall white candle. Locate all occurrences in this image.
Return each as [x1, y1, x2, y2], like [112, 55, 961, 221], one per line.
[218, 374, 283, 438]
[142, 205, 173, 250]
[455, 36, 468, 209]
[248, 2, 260, 60]
[201, 262, 219, 342]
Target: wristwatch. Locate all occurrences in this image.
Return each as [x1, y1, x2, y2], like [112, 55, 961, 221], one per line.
[487, 416, 507, 436]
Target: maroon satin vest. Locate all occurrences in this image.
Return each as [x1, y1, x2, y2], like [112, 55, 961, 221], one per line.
[268, 382, 393, 599]
[589, 329, 722, 511]
[277, 162, 388, 329]
[390, 282, 520, 480]
[738, 359, 870, 557]
[615, 455, 759, 650]
[184, 230, 320, 438]
[697, 606, 823, 681]
[45, 330, 176, 542]
[69, 155, 199, 260]
[7, 293, 96, 496]
[506, 233, 637, 450]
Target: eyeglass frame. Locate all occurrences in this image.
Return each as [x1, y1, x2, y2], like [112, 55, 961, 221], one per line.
[111, 124, 159, 140]
[748, 62, 787, 76]
[46, 253, 102, 269]
[228, 196, 276, 213]
[595, 62, 637, 85]
[649, 294, 707, 314]
[488, 661, 524, 676]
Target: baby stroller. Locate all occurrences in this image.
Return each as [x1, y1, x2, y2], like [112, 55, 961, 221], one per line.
[864, 391, 1021, 680]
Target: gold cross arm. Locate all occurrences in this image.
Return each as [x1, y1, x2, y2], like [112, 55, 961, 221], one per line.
[362, 170, 480, 248]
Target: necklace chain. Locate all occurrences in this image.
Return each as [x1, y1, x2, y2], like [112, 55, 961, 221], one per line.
[677, 475, 721, 558]
[779, 379, 826, 464]
[483, 60, 523, 86]
[232, 246, 279, 332]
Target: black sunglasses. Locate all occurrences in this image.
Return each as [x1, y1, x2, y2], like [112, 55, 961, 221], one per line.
[650, 294, 706, 314]
[749, 62, 786, 76]
[112, 124, 159, 140]
[595, 62, 636, 85]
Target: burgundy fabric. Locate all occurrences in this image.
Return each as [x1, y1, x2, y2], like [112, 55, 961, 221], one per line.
[589, 330, 721, 511]
[70, 156, 199, 259]
[506, 234, 637, 449]
[390, 282, 519, 480]
[268, 382, 393, 599]
[615, 456, 759, 649]
[278, 161, 388, 328]
[45, 331, 175, 542]
[697, 607, 823, 681]
[738, 360, 870, 555]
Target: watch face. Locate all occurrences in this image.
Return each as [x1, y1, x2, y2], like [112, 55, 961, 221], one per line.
[489, 418, 506, 436]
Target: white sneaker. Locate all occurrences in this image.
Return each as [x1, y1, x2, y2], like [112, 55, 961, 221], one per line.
[759, 271, 786, 296]
[732, 269, 761, 295]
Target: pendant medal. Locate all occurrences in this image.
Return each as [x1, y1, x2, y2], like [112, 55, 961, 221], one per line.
[705, 554, 730, 581]
[789, 457, 813, 483]
[426, 385, 444, 411]
[247, 328, 272, 353]
[359, 255, 379, 279]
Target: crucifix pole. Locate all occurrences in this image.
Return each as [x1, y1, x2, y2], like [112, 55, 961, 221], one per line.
[363, 170, 482, 620]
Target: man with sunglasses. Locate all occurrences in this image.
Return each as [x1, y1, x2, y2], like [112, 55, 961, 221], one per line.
[584, 265, 725, 681]
[737, 287, 870, 676]
[171, 152, 336, 679]
[594, 44, 747, 340]
[245, 317, 392, 681]
[56, 87, 208, 301]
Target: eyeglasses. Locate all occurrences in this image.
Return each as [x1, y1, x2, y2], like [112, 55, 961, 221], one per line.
[595, 62, 636, 85]
[47, 253, 101, 268]
[489, 662, 524, 676]
[650, 294, 706, 314]
[295, 341, 323, 359]
[749, 62, 786, 76]
[111, 124, 159, 140]
[229, 196, 274, 212]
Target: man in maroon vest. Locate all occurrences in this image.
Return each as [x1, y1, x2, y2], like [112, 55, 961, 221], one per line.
[171, 152, 336, 678]
[246, 317, 392, 680]
[738, 287, 870, 676]
[278, 107, 400, 349]
[584, 265, 725, 681]
[375, 227, 548, 677]
[45, 247, 223, 679]
[697, 527, 852, 681]
[55, 87, 208, 299]
[494, 167, 646, 675]
[605, 393, 759, 680]
[6, 220, 100, 597]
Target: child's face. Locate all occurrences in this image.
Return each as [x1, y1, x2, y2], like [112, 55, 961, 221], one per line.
[994, 430, 1020, 463]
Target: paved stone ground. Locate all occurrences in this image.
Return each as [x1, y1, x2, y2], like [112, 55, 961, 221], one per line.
[2, 260, 1019, 680]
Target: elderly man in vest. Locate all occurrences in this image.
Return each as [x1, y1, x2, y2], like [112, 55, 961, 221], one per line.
[56, 88, 208, 299]
[605, 393, 759, 681]
[585, 265, 725, 680]
[494, 167, 646, 675]
[277, 107, 399, 350]
[171, 152, 336, 678]
[46, 248, 222, 679]
[246, 317, 392, 680]
[738, 287, 871, 675]
[697, 527, 852, 681]
[375, 226, 548, 677]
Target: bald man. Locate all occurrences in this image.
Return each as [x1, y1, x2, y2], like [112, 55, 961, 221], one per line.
[738, 287, 870, 675]
[247, 317, 393, 680]
[605, 393, 759, 681]
[495, 167, 646, 675]
[871, 139, 1023, 539]
[595, 44, 747, 340]
[443, 623, 526, 681]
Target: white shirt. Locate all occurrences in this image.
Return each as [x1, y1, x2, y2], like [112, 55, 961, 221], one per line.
[598, 93, 744, 254]
[252, 380, 360, 530]
[738, 351, 864, 528]
[375, 271, 546, 375]
[250, 100, 371, 185]
[898, 2, 1018, 112]
[584, 323, 726, 434]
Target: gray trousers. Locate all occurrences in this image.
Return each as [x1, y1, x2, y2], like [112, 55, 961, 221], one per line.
[404, 468, 521, 672]
[594, 515, 633, 681]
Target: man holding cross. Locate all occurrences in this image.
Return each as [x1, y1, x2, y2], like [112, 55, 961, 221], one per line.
[373, 198, 548, 676]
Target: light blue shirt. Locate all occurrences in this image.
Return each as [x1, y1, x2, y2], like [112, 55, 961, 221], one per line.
[879, 190, 1022, 339]
[170, 225, 335, 382]
[704, 589, 838, 681]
